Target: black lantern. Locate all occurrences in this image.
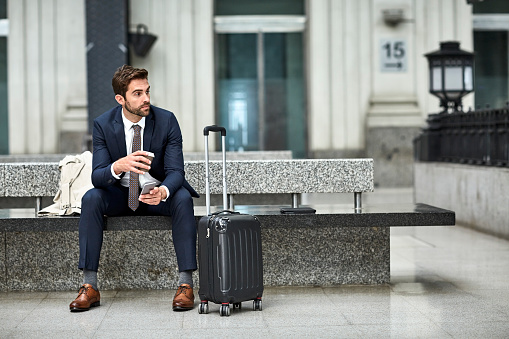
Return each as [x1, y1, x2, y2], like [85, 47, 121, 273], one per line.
[425, 41, 474, 112]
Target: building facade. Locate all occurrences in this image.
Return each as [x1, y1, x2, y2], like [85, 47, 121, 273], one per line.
[3, 0, 504, 186]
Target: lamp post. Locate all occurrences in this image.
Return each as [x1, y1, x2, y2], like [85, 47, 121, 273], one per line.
[425, 41, 475, 113]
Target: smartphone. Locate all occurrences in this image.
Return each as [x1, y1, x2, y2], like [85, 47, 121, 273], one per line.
[140, 182, 157, 196]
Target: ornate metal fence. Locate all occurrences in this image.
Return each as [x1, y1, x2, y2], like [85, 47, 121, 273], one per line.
[414, 106, 509, 166]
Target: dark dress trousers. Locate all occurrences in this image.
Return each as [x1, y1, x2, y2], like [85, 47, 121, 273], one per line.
[78, 105, 199, 272]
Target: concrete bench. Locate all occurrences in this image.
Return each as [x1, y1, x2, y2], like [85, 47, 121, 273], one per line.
[0, 158, 455, 292]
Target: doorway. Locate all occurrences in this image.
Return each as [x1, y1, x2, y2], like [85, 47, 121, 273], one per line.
[214, 16, 307, 158]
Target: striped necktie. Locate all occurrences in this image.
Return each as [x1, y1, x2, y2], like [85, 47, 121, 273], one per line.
[128, 124, 142, 211]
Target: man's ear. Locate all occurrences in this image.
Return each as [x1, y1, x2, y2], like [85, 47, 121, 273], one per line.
[115, 94, 125, 106]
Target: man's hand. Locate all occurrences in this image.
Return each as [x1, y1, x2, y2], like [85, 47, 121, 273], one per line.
[139, 186, 166, 205]
[112, 150, 151, 175]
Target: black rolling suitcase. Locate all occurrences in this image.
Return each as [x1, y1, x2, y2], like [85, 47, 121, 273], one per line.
[198, 126, 264, 317]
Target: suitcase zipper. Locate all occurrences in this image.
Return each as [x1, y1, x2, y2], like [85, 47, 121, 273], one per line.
[207, 218, 215, 299]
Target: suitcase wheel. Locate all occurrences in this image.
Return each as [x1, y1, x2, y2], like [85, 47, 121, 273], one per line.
[253, 298, 262, 311]
[219, 303, 230, 317]
[233, 303, 242, 310]
[198, 301, 209, 314]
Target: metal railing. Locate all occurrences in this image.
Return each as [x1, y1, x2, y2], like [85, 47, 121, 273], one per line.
[414, 106, 509, 166]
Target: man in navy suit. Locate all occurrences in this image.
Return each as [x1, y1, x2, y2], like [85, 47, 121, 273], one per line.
[70, 65, 198, 312]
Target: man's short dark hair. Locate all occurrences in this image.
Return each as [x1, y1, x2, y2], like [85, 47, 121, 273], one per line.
[112, 65, 149, 98]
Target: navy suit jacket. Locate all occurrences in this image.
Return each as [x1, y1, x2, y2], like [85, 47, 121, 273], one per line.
[90, 105, 199, 198]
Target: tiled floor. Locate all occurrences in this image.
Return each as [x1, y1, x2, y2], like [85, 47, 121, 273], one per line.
[1, 224, 508, 338]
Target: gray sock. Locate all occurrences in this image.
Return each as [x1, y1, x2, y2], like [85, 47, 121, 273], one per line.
[83, 269, 98, 290]
[178, 270, 193, 288]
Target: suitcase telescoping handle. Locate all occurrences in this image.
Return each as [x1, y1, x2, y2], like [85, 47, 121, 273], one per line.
[203, 125, 228, 215]
[203, 125, 226, 136]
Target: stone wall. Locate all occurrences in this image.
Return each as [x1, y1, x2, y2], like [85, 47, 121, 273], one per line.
[414, 162, 509, 240]
[367, 127, 421, 188]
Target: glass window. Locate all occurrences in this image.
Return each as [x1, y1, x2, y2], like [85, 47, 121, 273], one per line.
[473, 0, 509, 14]
[217, 34, 259, 151]
[473, 31, 508, 109]
[472, 0, 509, 109]
[0, 0, 5, 18]
[215, 0, 304, 16]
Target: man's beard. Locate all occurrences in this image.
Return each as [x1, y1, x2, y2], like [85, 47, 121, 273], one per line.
[125, 100, 150, 117]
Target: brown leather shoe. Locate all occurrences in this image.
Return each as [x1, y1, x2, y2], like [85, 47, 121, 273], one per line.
[172, 284, 194, 311]
[69, 284, 100, 312]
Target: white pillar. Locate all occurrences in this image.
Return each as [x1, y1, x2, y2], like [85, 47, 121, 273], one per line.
[194, 0, 215, 152]
[130, 0, 215, 152]
[307, 0, 331, 151]
[367, 0, 422, 128]
[8, 0, 87, 154]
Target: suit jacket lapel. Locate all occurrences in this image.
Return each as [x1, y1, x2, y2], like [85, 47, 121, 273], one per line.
[113, 107, 127, 157]
[143, 108, 154, 151]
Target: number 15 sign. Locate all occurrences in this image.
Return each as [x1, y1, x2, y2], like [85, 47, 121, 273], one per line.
[380, 39, 407, 72]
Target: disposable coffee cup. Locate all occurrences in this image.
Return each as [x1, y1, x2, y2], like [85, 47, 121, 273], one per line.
[139, 152, 154, 172]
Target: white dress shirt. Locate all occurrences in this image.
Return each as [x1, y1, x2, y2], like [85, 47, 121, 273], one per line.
[111, 109, 169, 201]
